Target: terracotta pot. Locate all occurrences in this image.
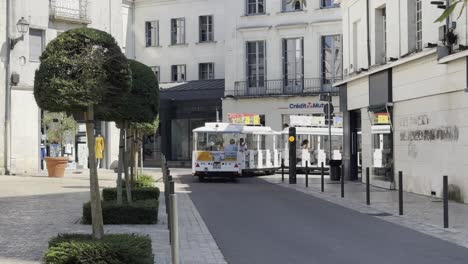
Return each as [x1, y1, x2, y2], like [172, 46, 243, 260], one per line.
[45, 157, 69, 177]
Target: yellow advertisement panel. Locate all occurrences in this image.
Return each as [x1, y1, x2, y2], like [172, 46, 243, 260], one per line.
[228, 113, 261, 125]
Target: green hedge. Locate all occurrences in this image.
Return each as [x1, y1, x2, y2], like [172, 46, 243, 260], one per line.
[83, 200, 158, 225]
[121, 175, 155, 188]
[43, 233, 153, 264]
[135, 175, 155, 188]
[102, 187, 160, 202]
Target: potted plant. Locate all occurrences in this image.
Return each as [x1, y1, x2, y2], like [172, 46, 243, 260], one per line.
[43, 112, 77, 177]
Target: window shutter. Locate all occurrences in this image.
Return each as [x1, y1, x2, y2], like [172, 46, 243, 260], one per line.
[29, 29, 43, 61]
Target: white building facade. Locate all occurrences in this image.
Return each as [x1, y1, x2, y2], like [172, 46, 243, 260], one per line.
[337, 0, 468, 200]
[132, 0, 226, 84]
[1, 0, 129, 174]
[222, 0, 343, 133]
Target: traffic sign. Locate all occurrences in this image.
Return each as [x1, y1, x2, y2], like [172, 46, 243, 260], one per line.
[319, 94, 330, 102]
[324, 103, 334, 116]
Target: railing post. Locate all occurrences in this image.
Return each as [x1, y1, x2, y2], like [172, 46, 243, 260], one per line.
[366, 167, 370, 205]
[305, 161, 309, 188]
[281, 158, 285, 183]
[170, 193, 180, 264]
[399, 171, 403, 215]
[321, 162, 324, 192]
[341, 164, 344, 198]
[443, 175, 449, 228]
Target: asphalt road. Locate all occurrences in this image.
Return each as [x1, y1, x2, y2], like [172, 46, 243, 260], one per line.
[182, 176, 468, 264]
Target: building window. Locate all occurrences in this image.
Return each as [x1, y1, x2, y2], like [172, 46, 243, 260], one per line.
[352, 20, 360, 71]
[171, 18, 185, 45]
[320, 0, 339, 8]
[375, 7, 387, 64]
[416, 0, 422, 51]
[29, 29, 44, 62]
[151, 66, 160, 83]
[246, 0, 265, 15]
[145, 21, 159, 47]
[322, 35, 343, 85]
[246, 41, 266, 88]
[282, 38, 304, 92]
[282, 0, 303, 12]
[199, 63, 215, 80]
[171, 65, 186, 82]
[199, 15, 214, 42]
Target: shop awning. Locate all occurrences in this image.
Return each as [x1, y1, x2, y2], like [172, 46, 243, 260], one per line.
[161, 79, 225, 101]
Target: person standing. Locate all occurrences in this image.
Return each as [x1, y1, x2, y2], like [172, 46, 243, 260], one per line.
[95, 134, 105, 168]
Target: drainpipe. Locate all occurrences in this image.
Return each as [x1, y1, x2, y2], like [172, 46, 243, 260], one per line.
[366, 0, 371, 67]
[4, 0, 11, 175]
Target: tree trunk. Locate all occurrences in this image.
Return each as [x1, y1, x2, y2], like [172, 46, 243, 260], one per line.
[85, 106, 104, 239]
[130, 128, 135, 183]
[116, 126, 124, 205]
[134, 130, 139, 179]
[123, 123, 132, 203]
[140, 132, 144, 175]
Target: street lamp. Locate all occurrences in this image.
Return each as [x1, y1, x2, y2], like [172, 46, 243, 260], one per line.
[10, 17, 30, 50]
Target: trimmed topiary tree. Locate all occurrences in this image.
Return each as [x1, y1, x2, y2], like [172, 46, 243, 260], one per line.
[115, 60, 159, 205]
[95, 59, 159, 205]
[34, 28, 131, 239]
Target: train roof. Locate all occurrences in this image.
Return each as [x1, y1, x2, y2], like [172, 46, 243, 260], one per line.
[193, 123, 280, 135]
[281, 127, 343, 136]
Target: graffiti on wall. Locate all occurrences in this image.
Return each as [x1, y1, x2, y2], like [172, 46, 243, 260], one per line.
[398, 114, 430, 128]
[400, 126, 459, 142]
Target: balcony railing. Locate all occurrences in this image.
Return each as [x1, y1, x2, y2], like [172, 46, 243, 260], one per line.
[50, 0, 90, 24]
[226, 78, 341, 98]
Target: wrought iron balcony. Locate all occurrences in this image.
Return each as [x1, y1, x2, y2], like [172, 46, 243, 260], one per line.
[49, 0, 90, 24]
[226, 78, 341, 98]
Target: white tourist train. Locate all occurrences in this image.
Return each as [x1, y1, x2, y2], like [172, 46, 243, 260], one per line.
[192, 122, 281, 181]
[280, 115, 344, 171]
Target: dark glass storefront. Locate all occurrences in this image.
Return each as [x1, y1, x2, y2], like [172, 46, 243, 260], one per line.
[146, 79, 224, 165]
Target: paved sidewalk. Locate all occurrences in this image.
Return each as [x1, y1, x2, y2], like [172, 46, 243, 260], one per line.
[169, 169, 227, 264]
[0, 168, 225, 264]
[261, 174, 468, 248]
[0, 169, 171, 264]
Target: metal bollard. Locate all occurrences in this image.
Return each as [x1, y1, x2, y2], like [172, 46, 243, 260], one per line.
[341, 164, 344, 198]
[170, 194, 180, 264]
[443, 175, 449, 228]
[321, 162, 324, 192]
[305, 161, 309, 188]
[281, 158, 285, 183]
[170, 181, 175, 195]
[398, 171, 403, 215]
[366, 167, 370, 205]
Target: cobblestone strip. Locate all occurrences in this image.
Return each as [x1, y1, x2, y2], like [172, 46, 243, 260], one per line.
[177, 192, 227, 264]
[262, 175, 468, 249]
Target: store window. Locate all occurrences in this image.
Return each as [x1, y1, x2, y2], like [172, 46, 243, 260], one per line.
[369, 107, 393, 183]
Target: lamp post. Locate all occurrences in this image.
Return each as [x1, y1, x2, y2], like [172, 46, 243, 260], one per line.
[4, 5, 30, 174]
[10, 17, 30, 49]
